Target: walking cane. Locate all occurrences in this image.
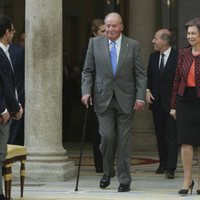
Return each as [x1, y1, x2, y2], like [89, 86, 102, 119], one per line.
[75, 106, 89, 191]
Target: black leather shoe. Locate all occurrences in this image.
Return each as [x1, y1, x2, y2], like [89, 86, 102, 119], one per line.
[118, 184, 130, 192]
[100, 174, 111, 188]
[165, 169, 175, 179]
[155, 165, 165, 174]
[100, 170, 115, 188]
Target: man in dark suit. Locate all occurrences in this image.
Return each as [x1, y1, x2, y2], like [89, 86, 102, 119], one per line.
[8, 43, 25, 145]
[81, 12, 146, 192]
[0, 15, 23, 200]
[146, 29, 178, 179]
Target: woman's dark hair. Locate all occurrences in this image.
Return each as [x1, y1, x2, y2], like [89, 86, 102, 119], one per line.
[185, 18, 200, 32]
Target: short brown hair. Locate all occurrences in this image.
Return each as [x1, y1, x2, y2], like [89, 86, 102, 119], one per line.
[185, 18, 200, 32]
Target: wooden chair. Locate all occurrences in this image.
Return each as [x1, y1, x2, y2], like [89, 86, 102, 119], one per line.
[3, 144, 27, 199]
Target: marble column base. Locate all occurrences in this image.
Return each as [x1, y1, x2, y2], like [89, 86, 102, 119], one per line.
[17, 151, 76, 182]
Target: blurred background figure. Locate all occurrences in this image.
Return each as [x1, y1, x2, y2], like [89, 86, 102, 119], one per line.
[18, 31, 25, 49]
[90, 18, 106, 37]
[8, 31, 25, 145]
[88, 18, 106, 173]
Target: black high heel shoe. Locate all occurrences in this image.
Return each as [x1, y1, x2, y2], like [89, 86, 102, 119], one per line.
[178, 180, 194, 195]
[197, 189, 200, 195]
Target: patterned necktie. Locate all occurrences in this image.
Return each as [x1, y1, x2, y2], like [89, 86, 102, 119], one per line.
[110, 41, 117, 76]
[159, 53, 165, 74]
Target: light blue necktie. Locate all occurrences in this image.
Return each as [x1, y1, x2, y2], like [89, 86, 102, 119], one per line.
[110, 41, 117, 76]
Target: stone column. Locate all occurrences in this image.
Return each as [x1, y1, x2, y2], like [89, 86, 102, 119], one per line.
[128, 0, 157, 151]
[25, 0, 75, 181]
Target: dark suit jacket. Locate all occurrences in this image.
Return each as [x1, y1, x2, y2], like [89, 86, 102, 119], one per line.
[147, 48, 178, 112]
[82, 35, 146, 113]
[0, 75, 6, 113]
[9, 44, 25, 107]
[171, 46, 200, 108]
[0, 47, 20, 114]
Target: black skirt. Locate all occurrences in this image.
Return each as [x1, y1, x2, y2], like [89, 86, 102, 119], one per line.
[176, 87, 200, 146]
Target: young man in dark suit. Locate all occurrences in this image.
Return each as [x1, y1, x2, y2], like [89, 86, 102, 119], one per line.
[146, 29, 178, 179]
[0, 15, 23, 200]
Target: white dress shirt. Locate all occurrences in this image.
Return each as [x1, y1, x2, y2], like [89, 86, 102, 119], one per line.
[159, 47, 171, 68]
[108, 34, 122, 64]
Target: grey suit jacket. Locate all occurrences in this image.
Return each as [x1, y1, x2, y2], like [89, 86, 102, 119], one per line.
[82, 35, 146, 113]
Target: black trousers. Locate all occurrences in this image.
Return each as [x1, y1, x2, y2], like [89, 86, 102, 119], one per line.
[152, 105, 178, 170]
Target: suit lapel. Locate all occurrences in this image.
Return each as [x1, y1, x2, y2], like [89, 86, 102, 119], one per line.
[184, 48, 194, 80]
[0, 46, 13, 69]
[154, 52, 160, 74]
[0, 46, 15, 80]
[155, 53, 160, 67]
[117, 36, 129, 74]
[103, 36, 130, 76]
[0, 47, 8, 61]
[160, 49, 176, 78]
[101, 38, 114, 75]
[163, 49, 174, 72]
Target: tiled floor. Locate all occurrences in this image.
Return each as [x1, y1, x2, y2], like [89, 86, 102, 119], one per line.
[10, 143, 200, 200]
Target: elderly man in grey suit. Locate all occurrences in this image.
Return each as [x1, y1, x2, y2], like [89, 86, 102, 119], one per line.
[81, 12, 146, 192]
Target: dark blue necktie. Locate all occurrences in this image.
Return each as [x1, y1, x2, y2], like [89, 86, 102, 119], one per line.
[110, 41, 117, 76]
[159, 53, 165, 74]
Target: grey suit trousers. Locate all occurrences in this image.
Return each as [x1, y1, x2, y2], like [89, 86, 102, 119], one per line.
[0, 122, 10, 194]
[96, 95, 134, 184]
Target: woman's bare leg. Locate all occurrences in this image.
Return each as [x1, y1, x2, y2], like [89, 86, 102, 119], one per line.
[181, 144, 193, 189]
